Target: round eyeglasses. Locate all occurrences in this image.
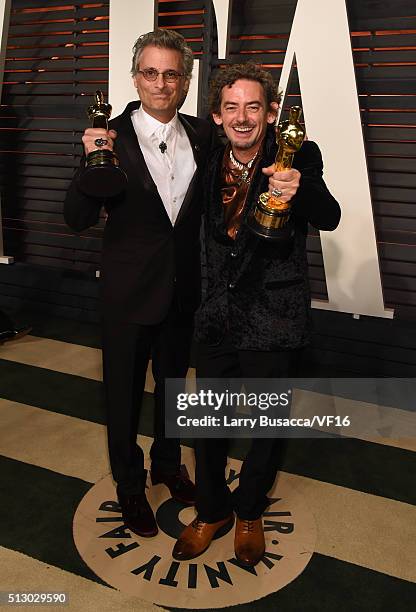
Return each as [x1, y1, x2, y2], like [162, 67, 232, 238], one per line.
[137, 68, 185, 83]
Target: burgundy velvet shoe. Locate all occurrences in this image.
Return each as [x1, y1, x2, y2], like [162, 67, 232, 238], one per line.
[151, 468, 195, 505]
[118, 491, 158, 537]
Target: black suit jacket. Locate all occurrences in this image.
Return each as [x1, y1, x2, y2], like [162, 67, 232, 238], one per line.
[195, 128, 341, 351]
[64, 101, 219, 324]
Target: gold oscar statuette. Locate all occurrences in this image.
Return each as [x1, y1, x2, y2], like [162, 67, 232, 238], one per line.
[78, 90, 127, 198]
[247, 105, 305, 240]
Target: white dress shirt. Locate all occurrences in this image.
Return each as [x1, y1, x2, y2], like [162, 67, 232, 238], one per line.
[131, 106, 197, 225]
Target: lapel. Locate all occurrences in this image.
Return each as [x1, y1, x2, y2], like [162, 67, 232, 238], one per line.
[178, 113, 204, 167]
[114, 102, 204, 227]
[208, 146, 264, 282]
[232, 130, 279, 277]
[114, 101, 174, 228]
[114, 101, 160, 196]
[174, 113, 204, 226]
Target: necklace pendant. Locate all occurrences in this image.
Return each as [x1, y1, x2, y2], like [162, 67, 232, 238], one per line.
[229, 148, 258, 183]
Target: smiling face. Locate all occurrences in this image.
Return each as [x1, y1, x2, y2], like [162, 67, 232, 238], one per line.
[212, 79, 277, 162]
[132, 45, 189, 123]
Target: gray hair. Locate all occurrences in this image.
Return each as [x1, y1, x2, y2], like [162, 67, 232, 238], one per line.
[131, 29, 194, 78]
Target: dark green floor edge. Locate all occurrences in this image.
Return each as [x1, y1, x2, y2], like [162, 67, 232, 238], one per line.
[1, 456, 414, 612]
[1, 359, 415, 506]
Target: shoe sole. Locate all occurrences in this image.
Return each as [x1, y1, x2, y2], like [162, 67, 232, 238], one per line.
[235, 547, 266, 567]
[0, 327, 32, 345]
[172, 516, 235, 561]
[123, 521, 158, 538]
[126, 526, 158, 538]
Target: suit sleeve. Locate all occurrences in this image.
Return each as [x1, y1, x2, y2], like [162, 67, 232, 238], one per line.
[291, 141, 341, 231]
[64, 159, 106, 233]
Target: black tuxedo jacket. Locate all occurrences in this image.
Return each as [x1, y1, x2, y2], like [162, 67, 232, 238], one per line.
[195, 128, 341, 351]
[64, 101, 219, 324]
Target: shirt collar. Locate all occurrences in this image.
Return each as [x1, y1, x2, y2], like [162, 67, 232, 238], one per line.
[135, 105, 179, 139]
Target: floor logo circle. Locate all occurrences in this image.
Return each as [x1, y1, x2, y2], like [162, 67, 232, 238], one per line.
[73, 451, 316, 608]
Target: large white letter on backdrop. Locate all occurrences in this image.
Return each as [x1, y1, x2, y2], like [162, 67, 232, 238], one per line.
[109, 0, 203, 117]
[212, 0, 233, 60]
[109, 0, 233, 117]
[278, 0, 392, 318]
[109, 0, 156, 116]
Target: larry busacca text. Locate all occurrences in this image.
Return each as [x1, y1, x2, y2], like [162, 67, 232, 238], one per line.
[176, 414, 351, 429]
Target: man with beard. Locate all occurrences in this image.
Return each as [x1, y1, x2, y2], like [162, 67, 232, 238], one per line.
[65, 32, 291, 539]
[173, 63, 341, 566]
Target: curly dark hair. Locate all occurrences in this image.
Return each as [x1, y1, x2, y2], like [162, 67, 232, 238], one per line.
[209, 63, 282, 115]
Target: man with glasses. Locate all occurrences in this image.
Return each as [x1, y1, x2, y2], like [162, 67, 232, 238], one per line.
[65, 29, 286, 539]
[64, 29, 219, 537]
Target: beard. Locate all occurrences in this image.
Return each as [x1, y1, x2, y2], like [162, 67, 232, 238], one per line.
[229, 133, 258, 151]
[227, 123, 260, 152]
[231, 138, 257, 150]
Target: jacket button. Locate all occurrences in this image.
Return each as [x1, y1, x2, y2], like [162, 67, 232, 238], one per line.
[230, 250, 237, 258]
[228, 282, 235, 290]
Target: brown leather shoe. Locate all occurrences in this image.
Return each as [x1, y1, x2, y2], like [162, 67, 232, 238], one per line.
[151, 468, 195, 506]
[118, 492, 158, 537]
[234, 517, 265, 567]
[172, 515, 234, 561]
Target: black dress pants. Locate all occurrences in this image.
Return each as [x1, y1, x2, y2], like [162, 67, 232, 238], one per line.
[195, 336, 299, 522]
[102, 302, 193, 496]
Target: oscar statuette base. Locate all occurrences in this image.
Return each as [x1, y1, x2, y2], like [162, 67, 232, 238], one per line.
[78, 154, 127, 199]
[246, 209, 295, 242]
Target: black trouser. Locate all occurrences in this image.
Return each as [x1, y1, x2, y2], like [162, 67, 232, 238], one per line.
[195, 336, 299, 522]
[102, 302, 193, 496]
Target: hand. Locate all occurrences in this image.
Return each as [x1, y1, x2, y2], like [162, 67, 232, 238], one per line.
[82, 128, 117, 156]
[262, 165, 301, 203]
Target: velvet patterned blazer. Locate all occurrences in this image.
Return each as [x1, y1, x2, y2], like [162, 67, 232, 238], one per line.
[195, 127, 341, 351]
